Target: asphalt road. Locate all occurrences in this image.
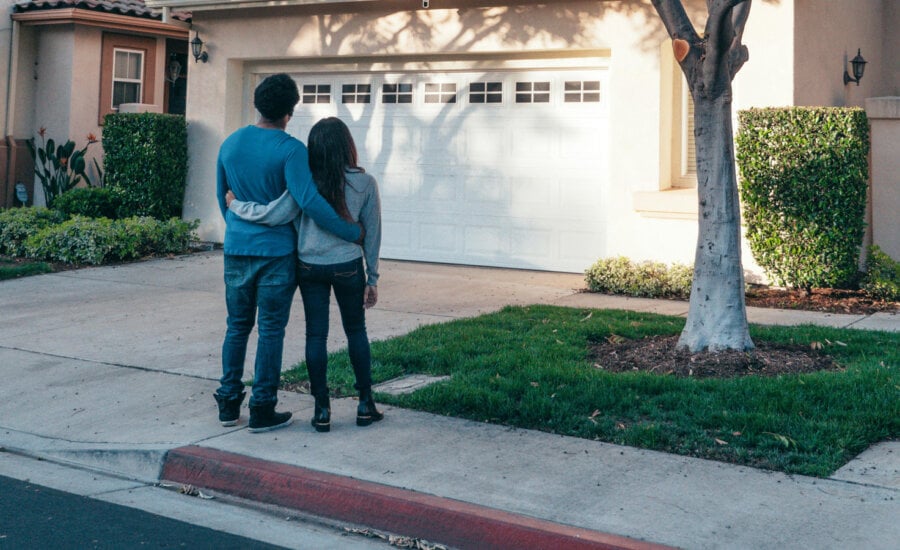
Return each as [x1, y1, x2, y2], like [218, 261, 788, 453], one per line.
[0, 473, 286, 549]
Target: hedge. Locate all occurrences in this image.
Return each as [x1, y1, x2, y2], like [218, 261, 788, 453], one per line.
[736, 107, 869, 290]
[103, 113, 187, 220]
[0, 207, 68, 257]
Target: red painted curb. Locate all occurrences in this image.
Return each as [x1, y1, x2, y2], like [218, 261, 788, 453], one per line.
[161, 446, 672, 550]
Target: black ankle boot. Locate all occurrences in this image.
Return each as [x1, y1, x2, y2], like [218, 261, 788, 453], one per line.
[214, 391, 246, 427]
[357, 390, 384, 427]
[311, 395, 331, 433]
[248, 403, 292, 433]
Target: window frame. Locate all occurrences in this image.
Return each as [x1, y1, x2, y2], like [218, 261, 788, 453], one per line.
[99, 33, 157, 125]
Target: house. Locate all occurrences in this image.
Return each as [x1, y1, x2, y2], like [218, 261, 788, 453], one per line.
[16, 0, 900, 272]
[1, 0, 190, 206]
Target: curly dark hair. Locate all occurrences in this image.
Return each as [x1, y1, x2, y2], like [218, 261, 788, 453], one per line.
[308, 117, 363, 220]
[253, 74, 299, 122]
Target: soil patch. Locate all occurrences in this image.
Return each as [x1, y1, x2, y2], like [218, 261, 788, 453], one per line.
[745, 286, 897, 315]
[589, 335, 839, 378]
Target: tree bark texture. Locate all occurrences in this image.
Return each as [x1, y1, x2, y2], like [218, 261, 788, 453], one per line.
[652, 0, 754, 351]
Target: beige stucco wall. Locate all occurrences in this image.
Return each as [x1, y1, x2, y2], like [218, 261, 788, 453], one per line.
[794, 0, 889, 106]
[866, 97, 900, 261]
[26, 25, 105, 203]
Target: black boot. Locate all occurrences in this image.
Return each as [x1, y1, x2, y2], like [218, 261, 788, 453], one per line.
[214, 391, 246, 427]
[356, 390, 384, 427]
[311, 395, 331, 433]
[248, 402, 292, 433]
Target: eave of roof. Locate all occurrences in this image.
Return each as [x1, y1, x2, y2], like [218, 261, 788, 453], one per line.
[143, 0, 379, 13]
[14, 0, 192, 22]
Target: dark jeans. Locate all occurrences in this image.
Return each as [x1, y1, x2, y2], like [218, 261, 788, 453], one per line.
[219, 254, 296, 407]
[298, 257, 372, 398]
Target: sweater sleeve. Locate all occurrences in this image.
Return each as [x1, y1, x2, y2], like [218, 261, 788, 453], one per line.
[359, 175, 382, 286]
[229, 190, 300, 226]
[285, 144, 361, 243]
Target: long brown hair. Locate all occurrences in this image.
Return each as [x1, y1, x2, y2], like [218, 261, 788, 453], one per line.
[307, 117, 362, 220]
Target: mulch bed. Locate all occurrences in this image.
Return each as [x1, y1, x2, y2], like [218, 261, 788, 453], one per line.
[745, 285, 897, 315]
[589, 335, 840, 378]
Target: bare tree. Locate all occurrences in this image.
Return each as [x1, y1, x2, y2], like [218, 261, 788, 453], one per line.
[651, 0, 754, 352]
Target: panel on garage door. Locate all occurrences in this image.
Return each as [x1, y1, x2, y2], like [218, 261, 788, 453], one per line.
[283, 66, 609, 272]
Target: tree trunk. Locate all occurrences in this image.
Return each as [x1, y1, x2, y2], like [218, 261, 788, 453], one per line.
[677, 94, 753, 352]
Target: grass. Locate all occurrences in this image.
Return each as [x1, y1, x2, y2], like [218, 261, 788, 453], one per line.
[0, 257, 53, 280]
[281, 305, 899, 477]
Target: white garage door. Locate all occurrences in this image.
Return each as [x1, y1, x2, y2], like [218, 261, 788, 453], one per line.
[281, 66, 609, 272]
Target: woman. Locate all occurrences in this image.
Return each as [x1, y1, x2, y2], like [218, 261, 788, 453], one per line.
[227, 117, 382, 433]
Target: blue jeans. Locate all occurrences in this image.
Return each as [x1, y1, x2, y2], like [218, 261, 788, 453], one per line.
[219, 254, 296, 407]
[298, 257, 372, 398]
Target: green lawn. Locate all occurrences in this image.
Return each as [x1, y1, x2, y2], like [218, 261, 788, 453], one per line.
[0, 257, 53, 280]
[282, 305, 899, 477]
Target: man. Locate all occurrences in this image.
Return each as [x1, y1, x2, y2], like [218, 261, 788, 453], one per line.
[213, 74, 362, 432]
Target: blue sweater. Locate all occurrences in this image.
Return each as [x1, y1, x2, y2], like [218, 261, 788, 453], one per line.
[216, 125, 360, 256]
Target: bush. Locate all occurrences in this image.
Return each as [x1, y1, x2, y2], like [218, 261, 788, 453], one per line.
[585, 256, 693, 299]
[25, 215, 197, 265]
[0, 207, 68, 257]
[862, 246, 900, 301]
[103, 113, 187, 220]
[53, 187, 121, 219]
[736, 107, 869, 290]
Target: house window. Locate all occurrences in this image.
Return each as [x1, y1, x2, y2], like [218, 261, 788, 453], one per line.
[382, 83, 413, 104]
[564, 81, 601, 103]
[658, 40, 697, 190]
[469, 82, 502, 104]
[302, 84, 331, 104]
[515, 82, 550, 103]
[342, 84, 371, 104]
[99, 33, 156, 125]
[112, 49, 144, 109]
[424, 83, 457, 104]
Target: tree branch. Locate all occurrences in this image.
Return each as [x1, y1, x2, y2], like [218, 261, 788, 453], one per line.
[703, 0, 751, 95]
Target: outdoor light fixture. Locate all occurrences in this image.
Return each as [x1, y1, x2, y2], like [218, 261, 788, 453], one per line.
[191, 33, 208, 63]
[843, 49, 867, 86]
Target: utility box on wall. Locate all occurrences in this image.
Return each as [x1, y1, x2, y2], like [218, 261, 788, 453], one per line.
[1, 137, 35, 208]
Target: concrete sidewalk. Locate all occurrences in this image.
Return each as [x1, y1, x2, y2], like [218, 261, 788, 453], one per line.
[1, 251, 897, 549]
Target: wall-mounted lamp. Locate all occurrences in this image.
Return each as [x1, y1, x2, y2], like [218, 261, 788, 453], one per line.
[191, 33, 209, 63]
[166, 54, 182, 84]
[843, 49, 867, 86]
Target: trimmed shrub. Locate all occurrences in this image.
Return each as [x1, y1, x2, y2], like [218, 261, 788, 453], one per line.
[25, 215, 197, 265]
[862, 246, 900, 301]
[103, 113, 187, 220]
[0, 207, 68, 257]
[53, 187, 121, 219]
[736, 107, 869, 290]
[585, 256, 693, 299]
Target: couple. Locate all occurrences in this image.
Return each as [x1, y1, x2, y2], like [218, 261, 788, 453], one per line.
[214, 73, 382, 434]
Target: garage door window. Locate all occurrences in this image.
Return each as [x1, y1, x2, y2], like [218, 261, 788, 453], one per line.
[302, 84, 331, 104]
[424, 83, 457, 103]
[382, 83, 413, 104]
[342, 84, 372, 104]
[564, 81, 601, 103]
[515, 82, 550, 103]
[469, 82, 503, 104]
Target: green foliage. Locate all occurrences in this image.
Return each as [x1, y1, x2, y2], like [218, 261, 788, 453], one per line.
[102, 113, 188, 220]
[285, 305, 899, 476]
[26, 130, 100, 208]
[25, 215, 198, 265]
[0, 207, 68, 257]
[0, 258, 53, 280]
[584, 256, 692, 299]
[736, 107, 869, 290]
[52, 187, 121, 219]
[863, 246, 900, 301]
